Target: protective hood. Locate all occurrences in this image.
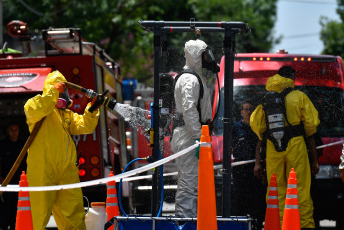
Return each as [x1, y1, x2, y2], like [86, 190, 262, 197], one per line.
[184, 39, 208, 77]
[43, 70, 66, 95]
[266, 74, 295, 93]
[43, 71, 72, 109]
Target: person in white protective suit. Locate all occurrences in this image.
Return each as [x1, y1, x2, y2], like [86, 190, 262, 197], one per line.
[171, 39, 219, 218]
[24, 71, 102, 230]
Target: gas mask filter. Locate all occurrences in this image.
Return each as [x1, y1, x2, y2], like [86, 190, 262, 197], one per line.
[56, 88, 73, 109]
[202, 47, 220, 74]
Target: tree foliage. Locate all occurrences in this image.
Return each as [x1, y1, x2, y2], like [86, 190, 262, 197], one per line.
[320, 1, 344, 57]
[320, 17, 344, 56]
[2, 0, 279, 84]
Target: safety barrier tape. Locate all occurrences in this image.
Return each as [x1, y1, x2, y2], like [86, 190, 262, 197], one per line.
[114, 216, 251, 222]
[1, 139, 343, 192]
[120, 159, 255, 183]
[0, 142, 200, 192]
[213, 159, 256, 170]
[317, 140, 344, 149]
[0, 159, 257, 191]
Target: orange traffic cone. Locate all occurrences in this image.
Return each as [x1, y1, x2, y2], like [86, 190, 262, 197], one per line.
[106, 171, 120, 230]
[197, 125, 217, 230]
[282, 168, 300, 230]
[264, 173, 281, 230]
[15, 171, 33, 230]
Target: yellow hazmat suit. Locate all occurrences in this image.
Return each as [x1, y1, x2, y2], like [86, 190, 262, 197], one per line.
[24, 71, 99, 230]
[250, 74, 320, 228]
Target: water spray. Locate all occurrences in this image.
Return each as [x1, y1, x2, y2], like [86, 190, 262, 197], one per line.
[64, 81, 151, 140]
[65, 81, 165, 216]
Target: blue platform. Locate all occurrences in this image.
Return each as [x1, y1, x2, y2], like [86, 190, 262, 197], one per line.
[115, 216, 251, 230]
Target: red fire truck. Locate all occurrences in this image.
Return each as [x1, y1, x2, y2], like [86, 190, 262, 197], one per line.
[0, 22, 127, 202]
[212, 50, 344, 228]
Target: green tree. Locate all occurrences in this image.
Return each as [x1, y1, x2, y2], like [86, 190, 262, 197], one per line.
[2, 0, 279, 84]
[320, 18, 344, 56]
[190, 0, 279, 53]
[320, 1, 344, 56]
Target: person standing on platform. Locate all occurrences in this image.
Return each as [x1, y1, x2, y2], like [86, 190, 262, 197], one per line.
[171, 39, 219, 218]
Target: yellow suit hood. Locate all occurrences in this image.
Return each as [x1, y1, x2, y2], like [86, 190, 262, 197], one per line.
[265, 74, 295, 93]
[43, 70, 66, 95]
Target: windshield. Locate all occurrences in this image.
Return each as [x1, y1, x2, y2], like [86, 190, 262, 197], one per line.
[213, 85, 344, 138]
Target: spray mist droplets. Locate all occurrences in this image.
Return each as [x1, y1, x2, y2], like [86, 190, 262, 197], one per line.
[114, 103, 151, 139]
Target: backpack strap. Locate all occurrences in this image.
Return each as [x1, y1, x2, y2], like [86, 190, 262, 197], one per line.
[174, 69, 204, 123]
[280, 87, 294, 126]
[174, 69, 204, 99]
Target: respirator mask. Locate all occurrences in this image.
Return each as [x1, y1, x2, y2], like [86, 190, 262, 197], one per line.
[56, 88, 73, 109]
[202, 47, 220, 74]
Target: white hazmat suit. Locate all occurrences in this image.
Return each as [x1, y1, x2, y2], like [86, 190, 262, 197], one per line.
[171, 39, 213, 218]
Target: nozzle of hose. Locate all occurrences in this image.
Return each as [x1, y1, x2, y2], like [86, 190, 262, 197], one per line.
[88, 89, 109, 113]
[84, 89, 98, 99]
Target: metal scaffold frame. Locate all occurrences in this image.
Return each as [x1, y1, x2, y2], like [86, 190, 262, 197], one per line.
[139, 19, 250, 218]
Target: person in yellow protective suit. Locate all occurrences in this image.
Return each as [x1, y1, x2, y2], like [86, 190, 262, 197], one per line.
[24, 70, 101, 230]
[250, 66, 320, 230]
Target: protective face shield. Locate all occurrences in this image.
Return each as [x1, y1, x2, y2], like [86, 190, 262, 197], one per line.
[202, 47, 220, 74]
[56, 88, 73, 109]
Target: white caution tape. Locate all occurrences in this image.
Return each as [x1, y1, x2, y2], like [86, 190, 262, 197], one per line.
[316, 140, 344, 149]
[122, 172, 178, 182]
[213, 159, 256, 170]
[0, 142, 199, 192]
[3, 139, 341, 192]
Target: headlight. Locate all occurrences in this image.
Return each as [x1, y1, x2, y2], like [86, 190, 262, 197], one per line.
[316, 165, 342, 179]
